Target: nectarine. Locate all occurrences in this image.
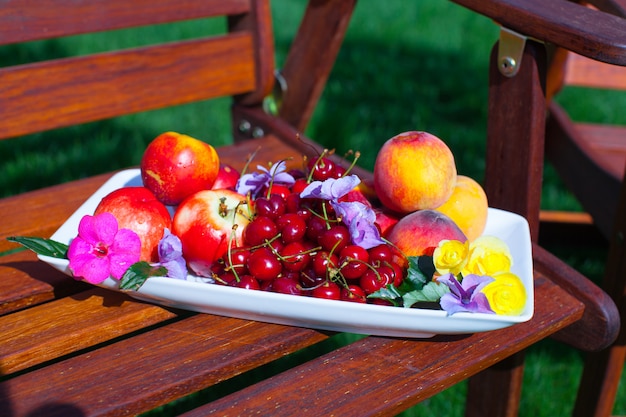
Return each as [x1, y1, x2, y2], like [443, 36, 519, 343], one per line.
[94, 186, 172, 262]
[141, 131, 220, 206]
[172, 189, 250, 277]
[373, 131, 457, 213]
[386, 209, 467, 257]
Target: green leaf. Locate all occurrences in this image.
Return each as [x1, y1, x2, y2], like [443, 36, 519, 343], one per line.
[404, 255, 434, 290]
[7, 236, 69, 258]
[403, 281, 450, 308]
[368, 284, 403, 307]
[119, 261, 168, 291]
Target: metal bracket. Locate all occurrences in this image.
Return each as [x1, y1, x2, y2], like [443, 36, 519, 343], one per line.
[497, 27, 528, 77]
[263, 69, 288, 116]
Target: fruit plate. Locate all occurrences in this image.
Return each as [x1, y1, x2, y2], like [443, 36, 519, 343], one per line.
[39, 169, 534, 338]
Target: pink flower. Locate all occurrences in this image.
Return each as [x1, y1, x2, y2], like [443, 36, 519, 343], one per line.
[68, 213, 141, 284]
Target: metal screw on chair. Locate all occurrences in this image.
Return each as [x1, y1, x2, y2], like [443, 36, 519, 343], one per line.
[239, 120, 252, 135]
[500, 56, 517, 76]
[252, 127, 265, 138]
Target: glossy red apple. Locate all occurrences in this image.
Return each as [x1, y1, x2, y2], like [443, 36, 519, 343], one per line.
[172, 189, 251, 277]
[140, 131, 220, 206]
[211, 163, 240, 190]
[94, 186, 172, 262]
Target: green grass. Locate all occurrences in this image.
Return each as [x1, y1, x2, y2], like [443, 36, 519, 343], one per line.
[2, 0, 625, 415]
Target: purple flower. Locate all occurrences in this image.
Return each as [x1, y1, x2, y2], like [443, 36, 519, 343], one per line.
[67, 213, 141, 284]
[156, 228, 187, 280]
[333, 201, 386, 249]
[300, 175, 385, 250]
[299, 175, 361, 200]
[438, 273, 495, 315]
[236, 160, 295, 197]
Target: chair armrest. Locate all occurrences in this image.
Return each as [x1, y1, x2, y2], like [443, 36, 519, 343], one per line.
[452, 0, 626, 66]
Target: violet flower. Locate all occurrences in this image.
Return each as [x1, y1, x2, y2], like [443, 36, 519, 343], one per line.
[156, 228, 187, 280]
[300, 175, 386, 249]
[333, 200, 386, 249]
[299, 175, 361, 200]
[67, 213, 141, 284]
[236, 160, 295, 198]
[438, 273, 495, 315]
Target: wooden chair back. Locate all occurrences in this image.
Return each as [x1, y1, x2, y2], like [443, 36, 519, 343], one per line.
[482, 1, 626, 416]
[0, 0, 275, 141]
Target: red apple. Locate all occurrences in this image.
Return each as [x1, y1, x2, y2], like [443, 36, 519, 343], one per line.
[211, 163, 240, 190]
[141, 131, 220, 206]
[386, 209, 467, 257]
[172, 189, 251, 277]
[94, 186, 172, 262]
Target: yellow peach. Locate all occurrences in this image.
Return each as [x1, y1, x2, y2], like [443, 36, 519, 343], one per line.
[435, 175, 488, 241]
[373, 131, 457, 213]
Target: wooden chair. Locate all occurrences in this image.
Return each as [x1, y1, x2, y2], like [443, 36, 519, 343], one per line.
[543, 2, 626, 416]
[0, 1, 621, 416]
[454, 0, 626, 415]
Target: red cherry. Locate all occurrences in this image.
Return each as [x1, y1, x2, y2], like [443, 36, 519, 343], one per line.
[244, 216, 278, 247]
[255, 194, 286, 219]
[306, 215, 328, 242]
[312, 281, 341, 300]
[341, 284, 367, 303]
[266, 184, 291, 200]
[308, 157, 337, 181]
[359, 265, 394, 294]
[280, 241, 311, 272]
[276, 213, 307, 243]
[299, 268, 325, 289]
[368, 244, 394, 265]
[224, 248, 250, 275]
[271, 276, 303, 295]
[291, 178, 310, 194]
[312, 251, 339, 277]
[339, 245, 370, 279]
[318, 224, 350, 253]
[246, 247, 282, 281]
[231, 274, 260, 290]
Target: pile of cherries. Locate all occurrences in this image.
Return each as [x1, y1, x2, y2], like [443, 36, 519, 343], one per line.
[212, 157, 407, 303]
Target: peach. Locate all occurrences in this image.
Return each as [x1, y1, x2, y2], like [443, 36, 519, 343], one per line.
[141, 131, 220, 206]
[386, 209, 467, 257]
[434, 175, 488, 241]
[94, 186, 172, 262]
[373, 131, 457, 213]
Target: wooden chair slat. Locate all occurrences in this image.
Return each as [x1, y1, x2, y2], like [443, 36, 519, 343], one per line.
[0, 313, 328, 416]
[454, 0, 626, 65]
[183, 274, 583, 417]
[0, 173, 113, 253]
[0, 287, 180, 375]
[576, 123, 626, 179]
[0, 35, 256, 140]
[0, 0, 250, 45]
[0, 250, 89, 316]
[564, 51, 626, 90]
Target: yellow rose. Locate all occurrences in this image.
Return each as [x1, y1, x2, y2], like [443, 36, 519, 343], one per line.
[433, 239, 469, 276]
[463, 235, 513, 277]
[481, 272, 527, 315]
